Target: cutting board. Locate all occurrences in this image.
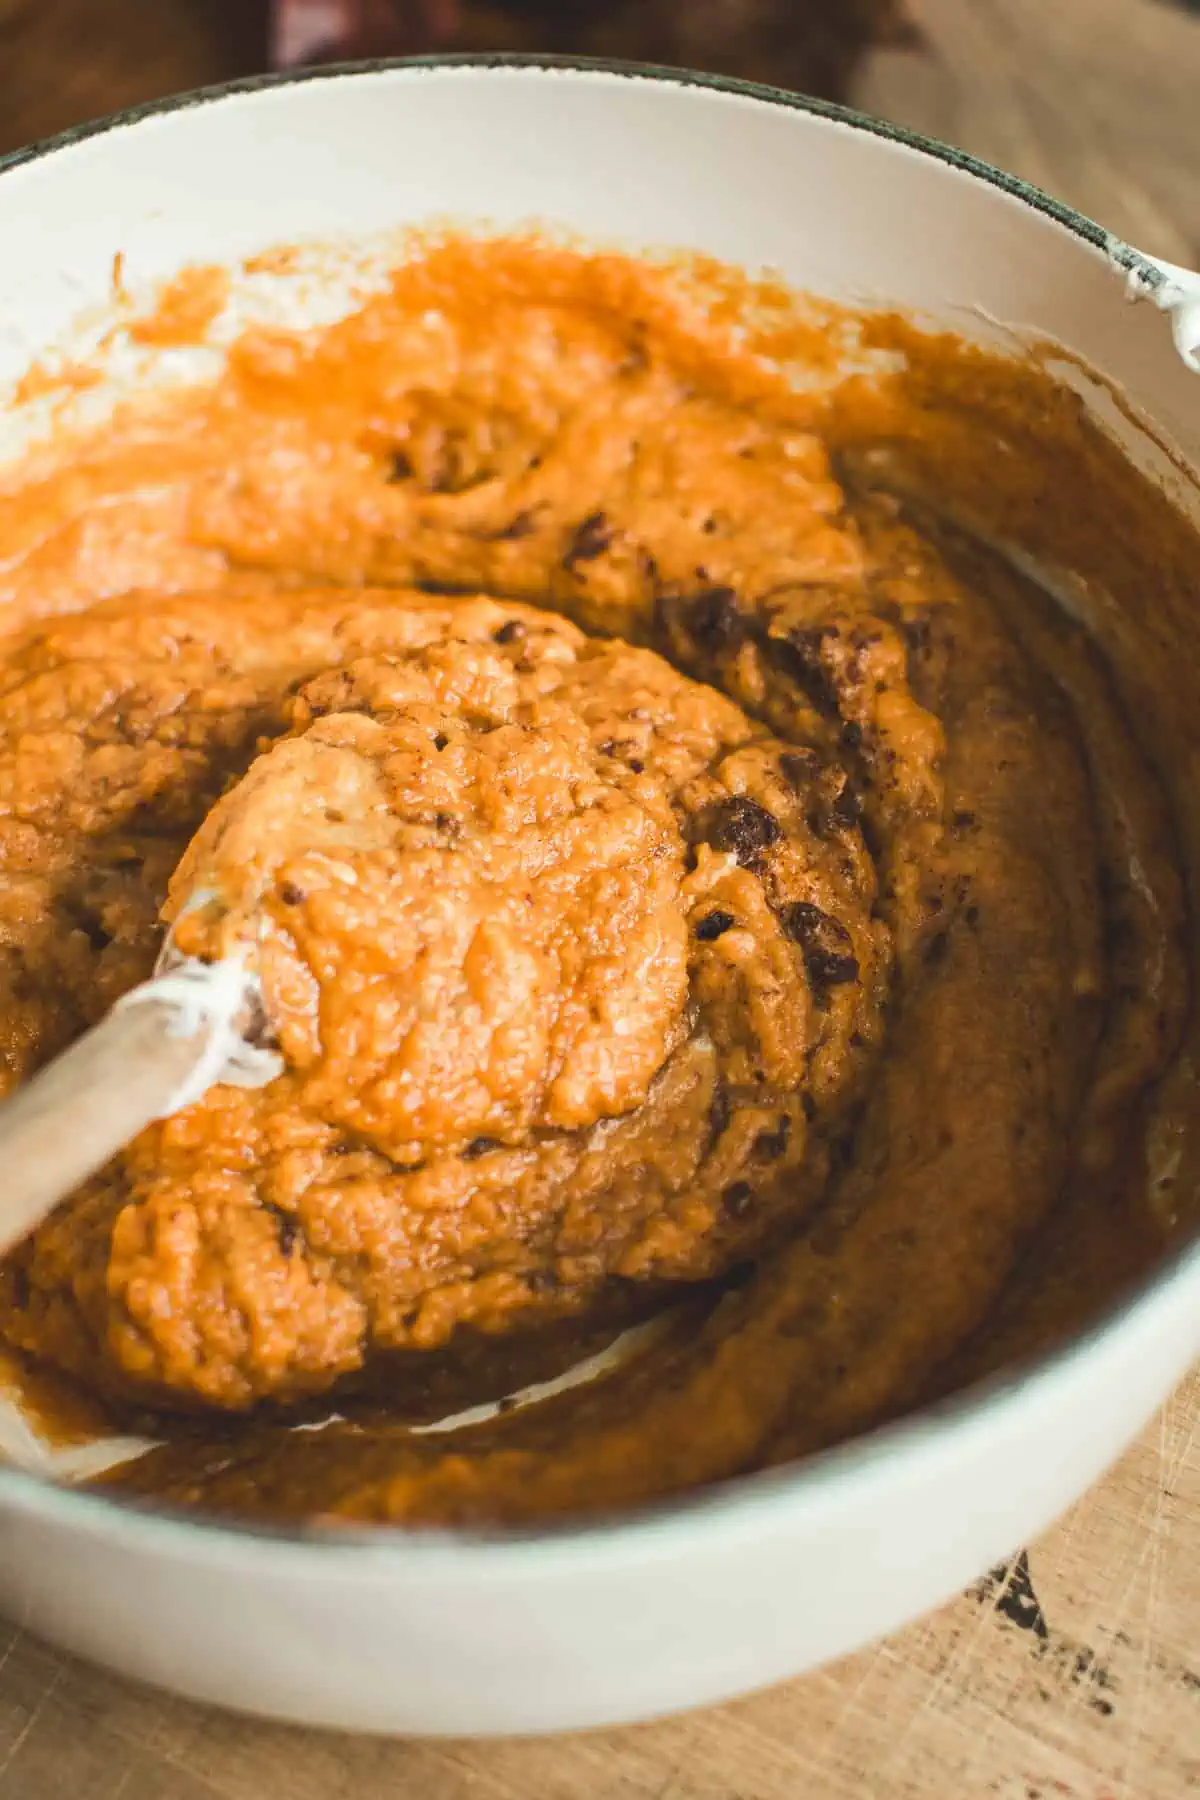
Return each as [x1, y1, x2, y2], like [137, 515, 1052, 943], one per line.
[0, 1366, 1192, 1798]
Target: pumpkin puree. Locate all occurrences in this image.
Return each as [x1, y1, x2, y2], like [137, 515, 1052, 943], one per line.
[0, 239, 1190, 1527]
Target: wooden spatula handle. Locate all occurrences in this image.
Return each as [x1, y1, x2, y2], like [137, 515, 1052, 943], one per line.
[0, 998, 211, 1259]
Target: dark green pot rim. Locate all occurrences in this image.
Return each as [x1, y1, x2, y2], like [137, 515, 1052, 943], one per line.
[0, 51, 1166, 292]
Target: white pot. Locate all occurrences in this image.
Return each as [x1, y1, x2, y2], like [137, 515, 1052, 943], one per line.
[0, 58, 1197, 1738]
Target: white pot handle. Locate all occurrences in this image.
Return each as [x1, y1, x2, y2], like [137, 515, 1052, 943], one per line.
[1116, 247, 1200, 372]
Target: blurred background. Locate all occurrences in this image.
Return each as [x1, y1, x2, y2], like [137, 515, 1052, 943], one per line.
[0, 0, 1196, 265]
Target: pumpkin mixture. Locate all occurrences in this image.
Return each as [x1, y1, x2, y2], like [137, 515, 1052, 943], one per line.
[0, 239, 1190, 1527]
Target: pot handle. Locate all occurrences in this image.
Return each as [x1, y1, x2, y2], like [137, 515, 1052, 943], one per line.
[1118, 249, 1200, 372]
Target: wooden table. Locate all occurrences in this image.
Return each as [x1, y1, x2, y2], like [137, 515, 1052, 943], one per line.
[857, 0, 1200, 265]
[0, 0, 1196, 1792]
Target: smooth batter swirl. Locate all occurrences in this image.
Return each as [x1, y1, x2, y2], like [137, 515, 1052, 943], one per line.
[0, 238, 1186, 1525]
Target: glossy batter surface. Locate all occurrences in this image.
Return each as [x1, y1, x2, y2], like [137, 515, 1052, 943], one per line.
[0, 239, 1187, 1525]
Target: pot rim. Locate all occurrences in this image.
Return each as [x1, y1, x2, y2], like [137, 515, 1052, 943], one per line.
[0, 50, 1169, 297]
[0, 52, 1193, 1568]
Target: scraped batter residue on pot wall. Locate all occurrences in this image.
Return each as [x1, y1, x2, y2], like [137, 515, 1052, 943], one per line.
[0, 236, 1195, 1527]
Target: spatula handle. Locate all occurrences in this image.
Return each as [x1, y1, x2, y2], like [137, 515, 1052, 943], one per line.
[0, 998, 210, 1259]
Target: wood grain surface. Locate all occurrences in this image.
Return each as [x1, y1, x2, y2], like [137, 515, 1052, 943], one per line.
[0, 0, 1196, 1791]
[857, 0, 1200, 265]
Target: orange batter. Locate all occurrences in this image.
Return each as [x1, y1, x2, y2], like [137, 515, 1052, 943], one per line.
[0, 238, 1188, 1526]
